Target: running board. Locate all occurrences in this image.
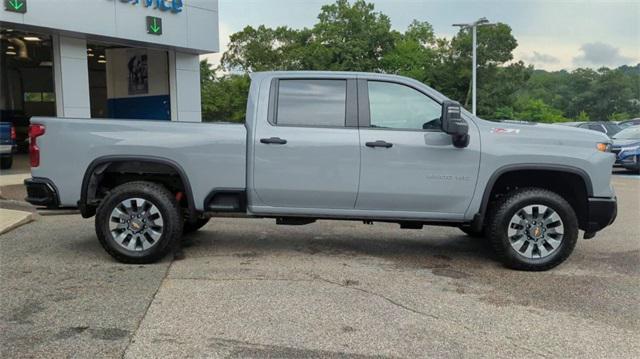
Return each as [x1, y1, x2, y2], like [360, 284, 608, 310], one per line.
[276, 217, 317, 226]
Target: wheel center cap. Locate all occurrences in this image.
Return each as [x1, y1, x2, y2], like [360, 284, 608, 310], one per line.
[130, 219, 144, 232]
[530, 226, 543, 239]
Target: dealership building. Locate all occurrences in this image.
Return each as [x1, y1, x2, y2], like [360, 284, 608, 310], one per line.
[1, 0, 219, 147]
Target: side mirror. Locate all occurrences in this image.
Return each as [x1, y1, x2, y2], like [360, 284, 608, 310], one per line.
[441, 100, 470, 148]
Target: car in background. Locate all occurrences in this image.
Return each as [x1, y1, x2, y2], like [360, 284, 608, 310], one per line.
[611, 126, 640, 173]
[618, 118, 640, 129]
[559, 121, 622, 138]
[0, 122, 17, 169]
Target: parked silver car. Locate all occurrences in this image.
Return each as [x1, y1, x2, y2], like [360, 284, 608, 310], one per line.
[559, 121, 622, 138]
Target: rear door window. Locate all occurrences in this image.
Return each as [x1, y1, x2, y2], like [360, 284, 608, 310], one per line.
[276, 80, 347, 127]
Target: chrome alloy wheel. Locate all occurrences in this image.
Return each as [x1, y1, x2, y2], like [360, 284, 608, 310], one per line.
[507, 204, 564, 259]
[109, 198, 164, 252]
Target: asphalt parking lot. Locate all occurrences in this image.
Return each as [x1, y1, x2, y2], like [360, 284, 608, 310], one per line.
[1, 172, 638, 358]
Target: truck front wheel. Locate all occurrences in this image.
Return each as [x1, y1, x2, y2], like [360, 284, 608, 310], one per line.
[95, 181, 183, 264]
[487, 188, 578, 271]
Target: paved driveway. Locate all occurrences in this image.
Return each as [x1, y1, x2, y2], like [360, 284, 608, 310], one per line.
[1, 176, 638, 358]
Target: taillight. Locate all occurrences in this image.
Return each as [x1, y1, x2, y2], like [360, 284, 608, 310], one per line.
[10, 126, 16, 140]
[29, 124, 46, 167]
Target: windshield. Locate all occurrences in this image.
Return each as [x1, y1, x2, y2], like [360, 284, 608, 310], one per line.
[613, 126, 640, 140]
[603, 123, 621, 136]
[619, 120, 640, 129]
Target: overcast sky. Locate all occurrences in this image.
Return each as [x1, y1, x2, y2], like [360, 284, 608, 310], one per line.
[202, 0, 640, 72]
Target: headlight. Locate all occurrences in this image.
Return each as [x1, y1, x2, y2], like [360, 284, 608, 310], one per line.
[621, 145, 639, 153]
[597, 143, 611, 152]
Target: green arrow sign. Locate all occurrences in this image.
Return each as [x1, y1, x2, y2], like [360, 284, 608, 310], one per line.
[4, 0, 27, 13]
[146, 16, 162, 35]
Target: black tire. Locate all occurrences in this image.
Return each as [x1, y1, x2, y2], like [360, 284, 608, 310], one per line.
[183, 218, 210, 234]
[458, 226, 484, 238]
[0, 156, 12, 170]
[487, 187, 578, 271]
[95, 181, 183, 264]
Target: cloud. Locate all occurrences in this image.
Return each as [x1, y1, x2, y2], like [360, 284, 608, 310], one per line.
[522, 51, 560, 64]
[573, 42, 633, 67]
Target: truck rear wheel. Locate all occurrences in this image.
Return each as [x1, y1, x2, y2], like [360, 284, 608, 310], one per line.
[95, 181, 183, 264]
[487, 188, 578, 271]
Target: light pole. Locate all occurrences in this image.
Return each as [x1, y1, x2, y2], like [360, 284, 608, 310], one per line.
[453, 17, 492, 116]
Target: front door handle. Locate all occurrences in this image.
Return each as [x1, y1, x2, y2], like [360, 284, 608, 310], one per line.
[260, 137, 287, 145]
[365, 140, 393, 148]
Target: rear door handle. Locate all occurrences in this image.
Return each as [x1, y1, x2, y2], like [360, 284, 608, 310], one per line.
[365, 140, 393, 148]
[260, 137, 287, 145]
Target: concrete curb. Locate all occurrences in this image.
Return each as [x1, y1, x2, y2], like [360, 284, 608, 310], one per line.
[0, 173, 29, 187]
[1, 199, 79, 217]
[0, 208, 34, 235]
[0, 199, 36, 213]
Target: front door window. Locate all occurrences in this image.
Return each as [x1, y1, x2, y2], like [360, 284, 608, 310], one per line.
[368, 81, 442, 131]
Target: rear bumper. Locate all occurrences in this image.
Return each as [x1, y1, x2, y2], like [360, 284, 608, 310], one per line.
[584, 197, 617, 235]
[24, 178, 59, 208]
[0, 144, 13, 155]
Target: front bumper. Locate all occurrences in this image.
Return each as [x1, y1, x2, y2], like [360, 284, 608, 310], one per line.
[583, 197, 617, 236]
[614, 146, 640, 168]
[24, 178, 59, 208]
[618, 155, 640, 170]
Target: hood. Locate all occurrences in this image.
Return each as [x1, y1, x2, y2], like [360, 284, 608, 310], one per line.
[470, 118, 613, 154]
[474, 119, 610, 143]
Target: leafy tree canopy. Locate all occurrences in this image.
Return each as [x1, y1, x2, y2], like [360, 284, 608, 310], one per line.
[203, 0, 640, 124]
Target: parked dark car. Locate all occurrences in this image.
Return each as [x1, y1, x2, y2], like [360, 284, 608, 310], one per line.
[559, 121, 622, 137]
[618, 118, 640, 129]
[0, 122, 17, 169]
[611, 126, 640, 173]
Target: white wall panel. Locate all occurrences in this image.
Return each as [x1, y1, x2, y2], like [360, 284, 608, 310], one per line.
[58, 36, 90, 118]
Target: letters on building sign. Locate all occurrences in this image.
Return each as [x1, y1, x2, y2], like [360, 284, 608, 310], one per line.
[120, 0, 183, 14]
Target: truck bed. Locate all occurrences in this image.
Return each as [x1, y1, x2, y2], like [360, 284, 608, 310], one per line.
[30, 117, 247, 210]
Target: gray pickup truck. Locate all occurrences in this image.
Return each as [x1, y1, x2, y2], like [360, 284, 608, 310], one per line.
[25, 72, 617, 270]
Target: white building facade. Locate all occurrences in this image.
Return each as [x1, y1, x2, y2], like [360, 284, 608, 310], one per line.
[0, 0, 219, 128]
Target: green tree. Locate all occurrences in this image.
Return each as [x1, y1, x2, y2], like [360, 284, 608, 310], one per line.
[513, 98, 568, 123]
[301, 0, 395, 71]
[576, 111, 590, 121]
[201, 60, 250, 123]
[477, 61, 533, 119]
[448, 23, 519, 108]
[205, 0, 640, 124]
[221, 25, 304, 72]
[381, 21, 437, 82]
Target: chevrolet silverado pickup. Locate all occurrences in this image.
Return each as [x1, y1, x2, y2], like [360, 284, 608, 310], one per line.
[25, 72, 617, 270]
